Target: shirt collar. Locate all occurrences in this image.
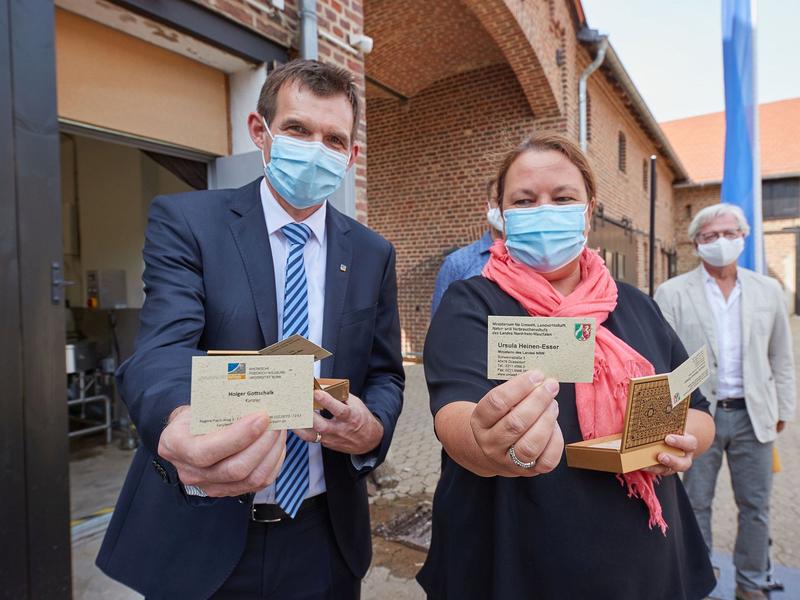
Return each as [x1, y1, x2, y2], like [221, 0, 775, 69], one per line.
[260, 178, 326, 244]
[701, 264, 741, 290]
[478, 230, 495, 254]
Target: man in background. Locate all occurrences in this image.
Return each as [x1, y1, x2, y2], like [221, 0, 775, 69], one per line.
[431, 179, 503, 315]
[655, 203, 795, 600]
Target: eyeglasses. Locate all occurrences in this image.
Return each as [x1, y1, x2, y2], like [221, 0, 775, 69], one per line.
[696, 230, 742, 244]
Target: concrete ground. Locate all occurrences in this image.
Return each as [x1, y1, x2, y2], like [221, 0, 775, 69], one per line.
[71, 319, 800, 599]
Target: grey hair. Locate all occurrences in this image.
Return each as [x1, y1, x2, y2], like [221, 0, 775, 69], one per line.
[688, 203, 751, 241]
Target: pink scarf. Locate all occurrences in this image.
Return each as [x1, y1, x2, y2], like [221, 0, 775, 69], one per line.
[482, 241, 667, 534]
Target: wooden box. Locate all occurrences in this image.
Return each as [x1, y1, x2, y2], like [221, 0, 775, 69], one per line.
[565, 373, 689, 474]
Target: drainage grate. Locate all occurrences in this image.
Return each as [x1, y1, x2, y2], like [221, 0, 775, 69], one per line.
[374, 502, 432, 552]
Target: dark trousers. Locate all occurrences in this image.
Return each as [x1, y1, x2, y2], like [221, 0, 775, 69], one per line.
[211, 497, 360, 600]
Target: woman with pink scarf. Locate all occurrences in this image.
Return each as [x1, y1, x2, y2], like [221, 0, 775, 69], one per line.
[417, 134, 716, 600]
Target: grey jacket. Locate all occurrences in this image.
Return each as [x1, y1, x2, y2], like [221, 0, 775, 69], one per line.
[655, 265, 796, 443]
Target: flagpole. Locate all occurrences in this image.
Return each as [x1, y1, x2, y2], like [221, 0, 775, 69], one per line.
[721, 0, 761, 272]
[751, 0, 764, 273]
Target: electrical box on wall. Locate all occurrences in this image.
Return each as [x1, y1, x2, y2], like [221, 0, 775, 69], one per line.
[86, 269, 127, 310]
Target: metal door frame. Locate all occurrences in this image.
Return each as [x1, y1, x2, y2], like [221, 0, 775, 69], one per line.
[0, 2, 287, 598]
[0, 1, 71, 597]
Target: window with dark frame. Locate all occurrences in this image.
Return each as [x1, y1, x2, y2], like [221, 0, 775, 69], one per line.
[618, 131, 627, 173]
[642, 158, 648, 191]
[762, 177, 800, 219]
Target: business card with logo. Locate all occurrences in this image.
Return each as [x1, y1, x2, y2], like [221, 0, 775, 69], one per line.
[666, 345, 710, 408]
[190, 354, 314, 434]
[487, 316, 597, 382]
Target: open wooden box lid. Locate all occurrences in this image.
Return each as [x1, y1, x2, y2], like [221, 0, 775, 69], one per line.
[207, 335, 349, 408]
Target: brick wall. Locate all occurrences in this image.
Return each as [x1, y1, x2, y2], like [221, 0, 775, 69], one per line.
[765, 217, 800, 312]
[673, 184, 720, 273]
[368, 63, 538, 354]
[364, 0, 503, 99]
[365, 1, 683, 354]
[765, 229, 797, 311]
[584, 65, 678, 289]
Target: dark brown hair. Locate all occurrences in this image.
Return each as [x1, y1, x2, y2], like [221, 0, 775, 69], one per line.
[495, 133, 597, 211]
[257, 59, 361, 144]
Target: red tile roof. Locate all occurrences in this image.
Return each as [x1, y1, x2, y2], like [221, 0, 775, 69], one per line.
[660, 97, 800, 184]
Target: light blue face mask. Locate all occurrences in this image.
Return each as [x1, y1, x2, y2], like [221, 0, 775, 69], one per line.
[262, 118, 350, 209]
[504, 204, 588, 272]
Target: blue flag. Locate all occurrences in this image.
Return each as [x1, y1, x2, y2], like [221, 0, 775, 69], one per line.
[721, 0, 762, 272]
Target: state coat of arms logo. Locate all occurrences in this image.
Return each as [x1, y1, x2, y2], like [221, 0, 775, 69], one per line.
[575, 323, 592, 342]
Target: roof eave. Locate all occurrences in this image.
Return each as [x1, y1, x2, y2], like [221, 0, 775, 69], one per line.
[675, 171, 800, 189]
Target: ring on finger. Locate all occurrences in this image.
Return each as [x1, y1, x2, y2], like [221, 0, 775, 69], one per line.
[508, 445, 536, 469]
[314, 432, 322, 444]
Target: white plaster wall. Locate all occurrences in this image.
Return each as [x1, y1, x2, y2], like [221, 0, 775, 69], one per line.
[229, 63, 268, 155]
[61, 135, 192, 309]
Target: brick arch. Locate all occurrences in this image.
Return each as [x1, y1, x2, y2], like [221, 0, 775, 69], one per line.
[365, 0, 504, 99]
[461, 0, 562, 119]
[364, 0, 561, 119]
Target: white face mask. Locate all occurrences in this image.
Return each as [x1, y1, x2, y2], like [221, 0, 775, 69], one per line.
[487, 207, 504, 232]
[696, 236, 744, 267]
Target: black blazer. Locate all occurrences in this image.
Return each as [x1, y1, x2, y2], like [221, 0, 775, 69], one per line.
[97, 179, 404, 599]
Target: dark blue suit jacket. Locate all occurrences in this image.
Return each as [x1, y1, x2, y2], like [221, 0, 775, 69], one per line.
[97, 179, 404, 599]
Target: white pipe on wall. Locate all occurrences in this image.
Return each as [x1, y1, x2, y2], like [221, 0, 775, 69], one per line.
[318, 29, 359, 55]
[300, 0, 318, 59]
[579, 36, 608, 153]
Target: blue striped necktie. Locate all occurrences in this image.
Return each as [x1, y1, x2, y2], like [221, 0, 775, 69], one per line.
[275, 222, 312, 518]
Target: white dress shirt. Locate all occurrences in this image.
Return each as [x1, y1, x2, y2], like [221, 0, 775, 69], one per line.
[254, 178, 327, 503]
[702, 265, 745, 399]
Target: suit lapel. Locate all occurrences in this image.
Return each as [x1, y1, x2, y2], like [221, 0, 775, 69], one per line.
[320, 206, 352, 378]
[687, 266, 719, 362]
[228, 179, 279, 347]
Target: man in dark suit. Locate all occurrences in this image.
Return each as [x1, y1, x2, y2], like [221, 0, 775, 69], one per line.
[96, 59, 404, 599]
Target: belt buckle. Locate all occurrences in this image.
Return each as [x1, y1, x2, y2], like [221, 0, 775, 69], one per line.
[251, 504, 282, 523]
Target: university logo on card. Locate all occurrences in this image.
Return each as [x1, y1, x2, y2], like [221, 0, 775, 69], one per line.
[227, 362, 246, 380]
[575, 323, 592, 342]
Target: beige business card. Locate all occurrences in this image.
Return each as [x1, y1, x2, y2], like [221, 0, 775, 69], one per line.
[190, 354, 314, 434]
[666, 345, 710, 408]
[487, 316, 596, 382]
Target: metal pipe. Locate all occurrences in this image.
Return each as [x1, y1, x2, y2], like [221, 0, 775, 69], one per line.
[648, 155, 657, 296]
[578, 35, 608, 153]
[299, 0, 318, 60]
[319, 29, 358, 56]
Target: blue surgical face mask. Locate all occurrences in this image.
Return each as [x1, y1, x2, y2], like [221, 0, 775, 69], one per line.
[504, 204, 588, 272]
[261, 118, 350, 209]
